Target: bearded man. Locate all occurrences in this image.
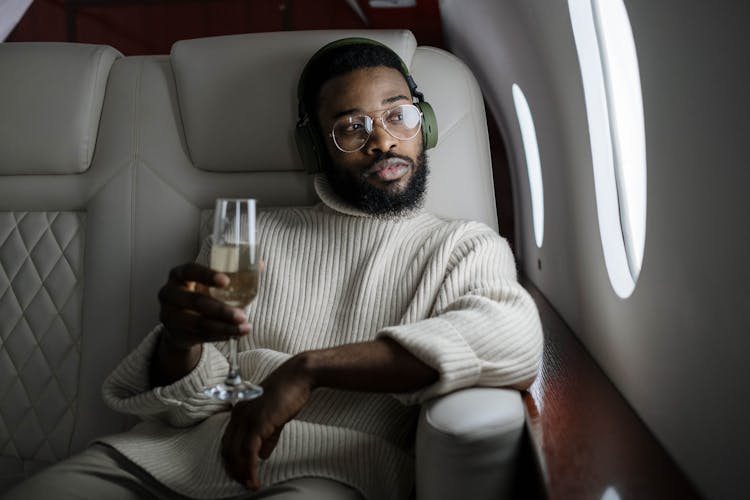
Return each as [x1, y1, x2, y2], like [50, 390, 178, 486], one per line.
[4, 39, 542, 500]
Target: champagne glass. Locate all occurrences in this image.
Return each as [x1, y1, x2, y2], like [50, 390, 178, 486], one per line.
[203, 198, 263, 402]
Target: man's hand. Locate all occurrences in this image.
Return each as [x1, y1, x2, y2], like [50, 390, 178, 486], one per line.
[151, 262, 251, 387]
[159, 262, 251, 347]
[219, 337, 438, 490]
[221, 357, 314, 490]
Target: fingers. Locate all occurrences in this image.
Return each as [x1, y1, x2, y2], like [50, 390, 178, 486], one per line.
[159, 262, 250, 346]
[159, 282, 244, 324]
[221, 405, 284, 491]
[246, 434, 263, 490]
[160, 304, 250, 344]
[221, 410, 263, 490]
[221, 415, 247, 485]
[169, 262, 229, 288]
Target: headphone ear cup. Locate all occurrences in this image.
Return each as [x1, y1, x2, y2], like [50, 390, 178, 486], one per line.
[416, 101, 438, 150]
[295, 123, 324, 174]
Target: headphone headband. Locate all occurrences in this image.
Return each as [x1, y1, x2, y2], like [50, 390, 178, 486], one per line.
[296, 37, 417, 112]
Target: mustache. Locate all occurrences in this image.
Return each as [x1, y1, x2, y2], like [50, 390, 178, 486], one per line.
[361, 152, 415, 175]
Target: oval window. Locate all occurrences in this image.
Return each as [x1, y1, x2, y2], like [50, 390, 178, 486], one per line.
[569, 0, 647, 297]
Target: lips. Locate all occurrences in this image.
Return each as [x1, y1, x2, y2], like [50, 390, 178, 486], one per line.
[365, 157, 412, 182]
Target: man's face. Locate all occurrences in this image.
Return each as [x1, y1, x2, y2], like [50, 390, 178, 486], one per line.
[316, 66, 428, 215]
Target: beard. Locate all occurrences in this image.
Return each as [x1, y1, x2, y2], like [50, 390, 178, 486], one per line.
[324, 149, 429, 217]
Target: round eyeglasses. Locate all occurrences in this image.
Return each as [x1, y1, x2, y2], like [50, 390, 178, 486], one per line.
[330, 104, 422, 153]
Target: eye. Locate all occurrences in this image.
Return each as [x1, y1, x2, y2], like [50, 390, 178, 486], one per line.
[387, 110, 405, 124]
[336, 116, 368, 136]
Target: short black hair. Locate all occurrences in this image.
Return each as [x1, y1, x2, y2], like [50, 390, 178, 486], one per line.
[300, 42, 413, 124]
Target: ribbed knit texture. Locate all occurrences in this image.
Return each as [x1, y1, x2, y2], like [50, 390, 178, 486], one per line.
[99, 174, 543, 499]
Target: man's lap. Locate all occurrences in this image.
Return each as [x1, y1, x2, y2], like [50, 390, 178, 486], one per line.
[2, 444, 363, 500]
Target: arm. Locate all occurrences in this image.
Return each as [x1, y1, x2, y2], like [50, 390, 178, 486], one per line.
[222, 337, 437, 489]
[301, 336, 438, 392]
[102, 262, 252, 427]
[377, 229, 544, 402]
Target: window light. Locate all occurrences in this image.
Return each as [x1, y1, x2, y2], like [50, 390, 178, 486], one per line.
[512, 84, 545, 248]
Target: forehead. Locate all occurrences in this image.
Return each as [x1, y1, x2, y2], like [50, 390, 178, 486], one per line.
[317, 66, 411, 117]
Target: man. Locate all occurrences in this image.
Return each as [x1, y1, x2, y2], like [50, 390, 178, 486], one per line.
[4, 39, 542, 500]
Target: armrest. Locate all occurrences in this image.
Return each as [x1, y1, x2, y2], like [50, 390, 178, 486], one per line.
[415, 387, 525, 500]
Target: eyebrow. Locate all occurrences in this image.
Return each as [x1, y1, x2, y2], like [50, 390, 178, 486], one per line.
[331, 94, 411, 120]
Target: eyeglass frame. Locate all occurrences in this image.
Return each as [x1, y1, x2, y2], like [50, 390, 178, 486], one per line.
[328, 103, 423, 153]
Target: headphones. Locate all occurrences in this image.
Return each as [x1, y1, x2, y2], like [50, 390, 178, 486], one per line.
[295, 37, 438, 174]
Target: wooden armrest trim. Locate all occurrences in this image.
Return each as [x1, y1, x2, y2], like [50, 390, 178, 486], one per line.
[522, 281, 702, 499]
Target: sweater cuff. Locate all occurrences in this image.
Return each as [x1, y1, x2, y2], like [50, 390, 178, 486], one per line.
[377, 317, 481, 404]
[152, 338, 230, 406]
[103, 325, 229, 414]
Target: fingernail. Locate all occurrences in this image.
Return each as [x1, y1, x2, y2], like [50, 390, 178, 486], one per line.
[234, 310, 248, 323]
[215, 273, 230, 287]
[238, 323, 251, 334]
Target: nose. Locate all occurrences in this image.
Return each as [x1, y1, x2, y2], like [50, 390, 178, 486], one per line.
[364, 120, 398, 155]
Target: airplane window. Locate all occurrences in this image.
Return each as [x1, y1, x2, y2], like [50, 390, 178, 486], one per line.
[568, 0, 647, 298]
[512, 84, 545, 248]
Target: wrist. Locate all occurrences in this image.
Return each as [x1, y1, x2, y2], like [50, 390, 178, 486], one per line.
[151, 328, 202, 387]
[160, 326, 198, 352]
[289, 351, 319, 390]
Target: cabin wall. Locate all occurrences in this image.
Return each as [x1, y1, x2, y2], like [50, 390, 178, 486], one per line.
[442, 0, 750, 499]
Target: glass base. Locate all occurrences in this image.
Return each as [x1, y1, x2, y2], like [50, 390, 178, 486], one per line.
[203, 377, 263, 402]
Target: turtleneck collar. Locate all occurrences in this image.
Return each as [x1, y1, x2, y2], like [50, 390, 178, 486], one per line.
[313, 173, 425, 220]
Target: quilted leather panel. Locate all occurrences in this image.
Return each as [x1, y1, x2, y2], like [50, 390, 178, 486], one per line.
[0, 212, 85, 467]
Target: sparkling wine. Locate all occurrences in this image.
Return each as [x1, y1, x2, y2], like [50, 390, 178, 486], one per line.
[209, 244, 259, 307]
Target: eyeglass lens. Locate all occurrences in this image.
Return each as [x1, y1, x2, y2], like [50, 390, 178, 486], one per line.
[332, 104, 422, 152]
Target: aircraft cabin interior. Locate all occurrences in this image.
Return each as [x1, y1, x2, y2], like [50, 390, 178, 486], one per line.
[1, 1, 748, 499]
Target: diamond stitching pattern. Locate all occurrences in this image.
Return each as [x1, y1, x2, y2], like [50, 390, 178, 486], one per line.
[0, 212, 85, 464]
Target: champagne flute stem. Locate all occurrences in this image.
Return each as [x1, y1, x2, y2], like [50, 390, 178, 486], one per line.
[227, 337, 240, 384]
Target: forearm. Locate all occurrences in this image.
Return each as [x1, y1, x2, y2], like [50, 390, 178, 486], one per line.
[149, 329, 203, 387]
[294, 337, 438, 393]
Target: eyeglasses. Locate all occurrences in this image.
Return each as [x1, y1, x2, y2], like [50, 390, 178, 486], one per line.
[330, 104, 422, 153]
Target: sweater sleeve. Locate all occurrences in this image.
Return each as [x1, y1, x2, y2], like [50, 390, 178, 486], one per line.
[101, 327, 296, 428]
[101, 325, 232, 427]
[377, 227, 544, 405]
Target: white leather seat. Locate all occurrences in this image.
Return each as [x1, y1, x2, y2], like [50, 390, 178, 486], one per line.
[0, 31, 525, 499]
[0, 42, 125, 489]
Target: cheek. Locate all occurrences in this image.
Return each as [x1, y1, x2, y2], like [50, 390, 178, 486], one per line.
[328, 148, 365, 175]
[403, 136, 423, 161]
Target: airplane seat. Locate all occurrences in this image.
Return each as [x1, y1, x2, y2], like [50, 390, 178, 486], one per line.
[0, 30, 525, 500]
[0, 42, 124, 490]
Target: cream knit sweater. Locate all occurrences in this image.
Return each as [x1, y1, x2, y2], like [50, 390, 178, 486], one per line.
[99, 176, 543, 500]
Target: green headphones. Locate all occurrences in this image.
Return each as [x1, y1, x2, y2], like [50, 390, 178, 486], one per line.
[295, 37, 439, 174]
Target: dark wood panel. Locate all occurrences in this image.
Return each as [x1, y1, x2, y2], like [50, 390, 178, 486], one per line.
[523, 281, 703, 500]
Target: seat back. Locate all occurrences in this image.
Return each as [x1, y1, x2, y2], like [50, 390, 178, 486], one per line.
[0, 30, 496, 492]
[167, 30, 498, 227]
[0, 42, 123, 489]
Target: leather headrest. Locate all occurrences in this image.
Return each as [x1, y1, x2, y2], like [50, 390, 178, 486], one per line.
[0, 43, 120, 175]
[170, 30, 417, 172]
